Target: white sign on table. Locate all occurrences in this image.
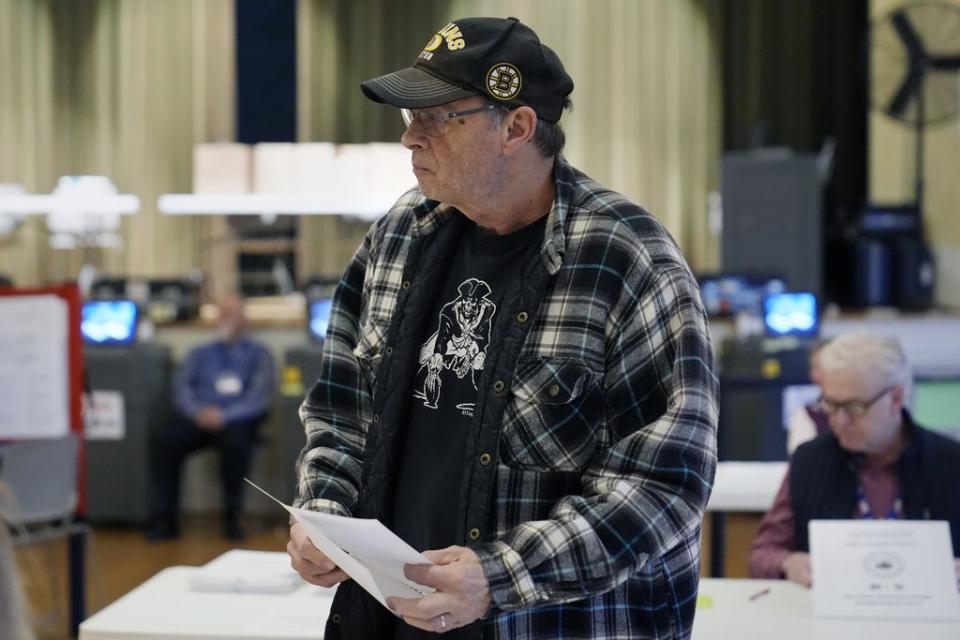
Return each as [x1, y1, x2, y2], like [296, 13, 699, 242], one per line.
[810, 520, 960, 620]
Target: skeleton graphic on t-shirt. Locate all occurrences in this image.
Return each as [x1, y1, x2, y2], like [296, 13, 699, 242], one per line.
[413, 278, 496, 415]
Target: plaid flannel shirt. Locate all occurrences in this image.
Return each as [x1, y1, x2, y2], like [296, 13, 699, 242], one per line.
[297, 156, 718, 639]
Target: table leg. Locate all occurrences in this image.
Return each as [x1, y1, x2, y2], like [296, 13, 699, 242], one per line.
[710, 512, 726, 577]
[68, 526, 86, 638]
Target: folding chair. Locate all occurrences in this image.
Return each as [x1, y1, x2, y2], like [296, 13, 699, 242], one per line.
[0, 434, 87, 637]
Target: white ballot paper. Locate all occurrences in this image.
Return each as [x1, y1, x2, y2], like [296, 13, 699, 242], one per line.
[810, 519, 960, 620]
[189, 549, 303, 594]
[245, 478, 434, 609]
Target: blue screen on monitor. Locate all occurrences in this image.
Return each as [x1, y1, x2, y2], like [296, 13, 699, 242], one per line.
[698, 274, 786, 317]
[763, 292, 818, 337]
[309, 298, 333, 341]
[82, 300, 139, 345]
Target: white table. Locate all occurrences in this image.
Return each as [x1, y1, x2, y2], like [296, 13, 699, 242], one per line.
[80, 562, 960, 639]
[706, 461, 787, 512]
[79, 566, 335, 640]
[704, 461, 787, 576]
[694, 578, 960, 639]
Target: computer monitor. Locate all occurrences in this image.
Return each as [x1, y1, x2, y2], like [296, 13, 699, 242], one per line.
[89, 277, 128, 300]
[81, 300, 139, 345]
[308, 298, 334, 342]
[763, 292, 818, 338]
[147, 278, 201, 322]
[697, 273, 787, 317]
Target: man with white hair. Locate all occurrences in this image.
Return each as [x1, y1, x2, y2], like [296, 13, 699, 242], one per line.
[749, 331, 960, 587]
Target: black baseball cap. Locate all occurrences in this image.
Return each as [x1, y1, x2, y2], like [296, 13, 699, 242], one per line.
[361, 17, 573, 123]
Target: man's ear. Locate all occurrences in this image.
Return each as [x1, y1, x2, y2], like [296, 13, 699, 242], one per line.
[501, 106, 537, 155]
[889, 384, 907, 413]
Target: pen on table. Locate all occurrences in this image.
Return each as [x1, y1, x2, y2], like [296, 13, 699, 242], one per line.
[748, 587, 770, 601]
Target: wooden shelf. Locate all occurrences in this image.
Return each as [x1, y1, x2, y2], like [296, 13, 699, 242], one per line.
[236, 238, 296, 254]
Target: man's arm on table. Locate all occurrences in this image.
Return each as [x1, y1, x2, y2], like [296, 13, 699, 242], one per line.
[748, 471, 809, 585]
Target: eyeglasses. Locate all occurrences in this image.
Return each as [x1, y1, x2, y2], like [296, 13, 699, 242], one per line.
[401, 104, 499, 137]
[815, 386, 894, 417]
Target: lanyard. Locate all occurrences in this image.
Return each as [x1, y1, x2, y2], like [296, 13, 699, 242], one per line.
[856, 484, 903, 520]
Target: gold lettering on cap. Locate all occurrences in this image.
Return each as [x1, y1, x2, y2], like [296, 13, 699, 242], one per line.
[436, 22, 466, 51]
[423, 34, 442, 52]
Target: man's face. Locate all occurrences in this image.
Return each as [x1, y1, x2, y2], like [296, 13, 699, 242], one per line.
[820, 366, 902, 455]
[400, 96, 504, 208]
[218, 296, 246, 341]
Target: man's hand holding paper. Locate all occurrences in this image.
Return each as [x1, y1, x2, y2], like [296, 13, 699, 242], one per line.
[387, 545, 491, 634]
[247, 478, 437, 609]
[287, 522, 349, 588]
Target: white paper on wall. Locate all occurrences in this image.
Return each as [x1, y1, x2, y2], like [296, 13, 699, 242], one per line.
[0, 295, 70, 439]
[84, 390, 125, 440]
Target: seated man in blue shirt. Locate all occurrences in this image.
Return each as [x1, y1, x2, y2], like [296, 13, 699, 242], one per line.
[147, 294, 275, 541]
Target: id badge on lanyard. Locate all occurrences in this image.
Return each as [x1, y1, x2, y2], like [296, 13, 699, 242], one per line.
[215, 373, 244, 396]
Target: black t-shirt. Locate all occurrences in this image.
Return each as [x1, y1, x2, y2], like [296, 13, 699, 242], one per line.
[392, 213, 546, 640]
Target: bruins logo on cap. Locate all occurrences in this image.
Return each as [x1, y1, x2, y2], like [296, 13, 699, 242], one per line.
[423, 34, 442, 52]
[486, 63, 522, 100]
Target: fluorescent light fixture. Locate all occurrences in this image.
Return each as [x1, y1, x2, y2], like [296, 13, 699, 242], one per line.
[157, 194, 397, 220]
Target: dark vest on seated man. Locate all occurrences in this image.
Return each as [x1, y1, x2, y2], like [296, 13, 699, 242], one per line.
[789, 411, 960, 553]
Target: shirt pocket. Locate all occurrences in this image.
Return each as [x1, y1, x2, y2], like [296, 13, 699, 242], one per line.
[500, 358, 603, 472]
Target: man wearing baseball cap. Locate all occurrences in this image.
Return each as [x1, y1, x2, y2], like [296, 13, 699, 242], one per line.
[289, 16, 717, 640]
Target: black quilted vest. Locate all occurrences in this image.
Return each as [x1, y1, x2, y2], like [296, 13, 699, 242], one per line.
[789, 413, 960, 554]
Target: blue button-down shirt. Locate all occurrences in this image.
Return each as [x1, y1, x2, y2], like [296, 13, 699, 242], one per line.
[173, 337, 276, 424]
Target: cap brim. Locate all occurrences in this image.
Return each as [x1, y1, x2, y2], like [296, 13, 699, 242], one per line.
[361, 66, 477, 109]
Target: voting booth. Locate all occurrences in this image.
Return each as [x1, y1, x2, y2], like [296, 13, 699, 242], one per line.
[0, 285, 88, 636]
[718, 338, 813, 461]
[83, 343, 173, 523]
[0, 286, 84, 441]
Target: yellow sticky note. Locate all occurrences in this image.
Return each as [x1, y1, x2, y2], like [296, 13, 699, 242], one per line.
[696, 595, 714, 610]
